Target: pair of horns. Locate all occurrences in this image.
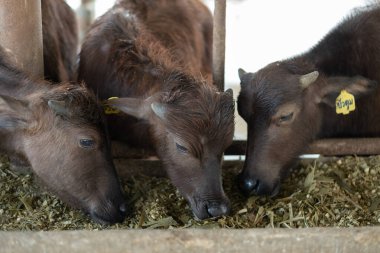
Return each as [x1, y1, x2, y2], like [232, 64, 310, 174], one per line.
[238, 67, 319, 89]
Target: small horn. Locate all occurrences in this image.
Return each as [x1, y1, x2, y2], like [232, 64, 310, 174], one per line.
[48, 100, 71, 116]
[151, 102, 166, 120]
[300, 71, 319, 89]
[238, 68, 247, 80]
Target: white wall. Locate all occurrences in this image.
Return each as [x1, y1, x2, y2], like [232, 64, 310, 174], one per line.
[203, 0, 369, 86]
[66, 0, 113, 17]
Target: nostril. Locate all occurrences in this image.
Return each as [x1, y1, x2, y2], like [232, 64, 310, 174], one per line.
[238, 175, 258, 196]
[119, 202, 127, 213]
[244, 178, 258, 191]
[207, 202, 231, 218]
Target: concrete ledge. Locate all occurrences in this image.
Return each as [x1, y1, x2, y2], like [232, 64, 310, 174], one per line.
[1, 227, 379, 253]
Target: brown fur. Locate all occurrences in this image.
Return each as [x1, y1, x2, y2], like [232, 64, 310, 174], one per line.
[0, 46, 126, 224]
[78, 0, 235, 219]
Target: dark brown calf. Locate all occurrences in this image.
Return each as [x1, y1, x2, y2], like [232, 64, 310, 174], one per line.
[237, 6, 380, 196]
[0, 46, 126, 224]
[78, 0, 235, 220]
[42, 0, 78, 82]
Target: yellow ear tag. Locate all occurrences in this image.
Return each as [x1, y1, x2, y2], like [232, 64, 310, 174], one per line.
[103, 97, 120, 115]
[336, 90, 355, 115]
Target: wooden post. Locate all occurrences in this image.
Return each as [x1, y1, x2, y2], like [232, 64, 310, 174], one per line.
[0, 0, 44, 78]
[212, 0, 226, 91]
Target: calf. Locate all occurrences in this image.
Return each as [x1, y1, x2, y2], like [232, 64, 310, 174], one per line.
[78, 0, 235, 220]
[0, 46, 126, 224]
[42, 0, 79, 82]
[237, 6, 380, 196]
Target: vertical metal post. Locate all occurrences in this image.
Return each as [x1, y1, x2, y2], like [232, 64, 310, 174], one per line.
[0, 0, 44, 78]
[212, 0, 226, 91]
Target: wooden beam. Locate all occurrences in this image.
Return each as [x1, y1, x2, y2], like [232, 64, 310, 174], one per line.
[1, 228, 379, 253]
[212, 0, 226, 91]
[0, 0, 44, 78]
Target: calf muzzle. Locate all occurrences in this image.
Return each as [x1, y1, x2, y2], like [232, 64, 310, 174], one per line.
[237, 172, 280, 197]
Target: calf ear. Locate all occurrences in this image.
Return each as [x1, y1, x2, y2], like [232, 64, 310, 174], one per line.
[238, 68, 247, 80]
[318, 76, 378, 107]
[106, 97, 148, 119]
[224, 88, 234, 97]
[107, 93, 168, 121]
[0, 95, 29, 129]
[221, 88, 235, 111]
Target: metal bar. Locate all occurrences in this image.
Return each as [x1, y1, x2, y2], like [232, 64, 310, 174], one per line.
[110, 141, 242, 158]
[112, 138, 380, 157]
[114, 158, 166, 179]
[309, 138, 380, 156]
[0, 0, 44, 78]
[212, 0, 226, 91]
[222, 138, 380, 156]
[112, 138, 380, 180]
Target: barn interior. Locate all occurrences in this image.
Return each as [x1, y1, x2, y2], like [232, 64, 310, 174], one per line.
[0, 0, 379, 252]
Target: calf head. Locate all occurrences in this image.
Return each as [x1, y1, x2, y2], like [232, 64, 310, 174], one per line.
[0, 84, 127, 224]
[108, 75, 235, 220]
[237, 61, 377, 196]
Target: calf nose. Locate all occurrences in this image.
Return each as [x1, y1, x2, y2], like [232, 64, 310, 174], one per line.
[206, 201, 231, 218]
[238, 173, 258, 196]
[90, 200, 128, 225]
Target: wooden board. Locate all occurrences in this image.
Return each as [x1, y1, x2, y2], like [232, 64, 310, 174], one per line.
[1, 228, 379, 253]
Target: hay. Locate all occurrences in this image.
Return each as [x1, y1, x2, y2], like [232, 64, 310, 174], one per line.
[0, 154, 379, 230]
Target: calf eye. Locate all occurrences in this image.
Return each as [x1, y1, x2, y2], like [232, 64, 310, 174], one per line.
[176, 143, 188, 153]
[79, 139, 95, 149]
[279, 112, 294, 122]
